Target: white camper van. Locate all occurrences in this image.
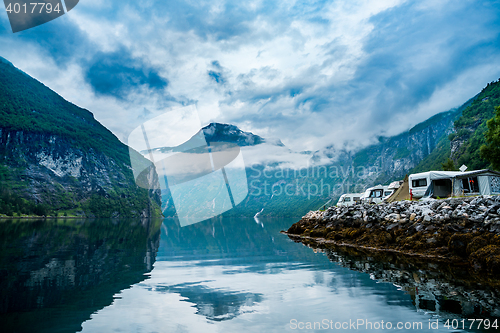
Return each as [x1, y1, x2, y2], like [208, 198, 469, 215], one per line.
[409, 169, 500, 199]
[337, 193, 363, 207]
[361, 185, 392, 204]
[408, 171, 460, 199]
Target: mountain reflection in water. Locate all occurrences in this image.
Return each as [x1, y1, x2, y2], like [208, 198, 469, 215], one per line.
[147, 282, 263, 321]
[0, 218, 161, 333]
[1, 217, 499, 332]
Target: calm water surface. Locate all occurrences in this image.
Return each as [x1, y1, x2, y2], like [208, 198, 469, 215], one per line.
[0, 217, 498, 332]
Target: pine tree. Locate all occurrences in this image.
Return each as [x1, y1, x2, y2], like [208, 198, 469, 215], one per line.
[441, 158, 457, 171]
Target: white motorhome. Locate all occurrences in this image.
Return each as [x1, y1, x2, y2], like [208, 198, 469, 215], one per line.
[409, 169, 500, 199]
[337, 193, 363, 207]
[409, 171, 460, 199]
[360, 185, 391, 204]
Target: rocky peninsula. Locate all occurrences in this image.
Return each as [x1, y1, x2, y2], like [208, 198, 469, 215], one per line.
[286, 196, 500, 274]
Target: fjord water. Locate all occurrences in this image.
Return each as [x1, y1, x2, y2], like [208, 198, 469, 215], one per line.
[0, 218, 498, 332]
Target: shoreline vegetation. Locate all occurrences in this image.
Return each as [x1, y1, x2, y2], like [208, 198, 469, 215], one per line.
[285, 195, 500, 275]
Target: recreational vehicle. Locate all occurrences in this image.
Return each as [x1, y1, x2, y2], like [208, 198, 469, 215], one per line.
[360, 185, 392, 204]
[409, 169, 500, 199]
[337, 193, 363, 207]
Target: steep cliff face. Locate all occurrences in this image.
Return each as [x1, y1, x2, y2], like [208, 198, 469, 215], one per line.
[371, 110, 458, 181]
[320, 108, 461, 191]
[0, 57, 161, 217]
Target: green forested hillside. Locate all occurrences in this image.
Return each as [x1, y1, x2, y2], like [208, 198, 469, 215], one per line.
[411, 79, 500, 173]
[0, 57, 130, 166]
[451, 79, 500, 170]
[0, 57, 161, 218]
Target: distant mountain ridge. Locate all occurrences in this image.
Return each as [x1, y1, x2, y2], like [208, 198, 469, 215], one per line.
[202, 122, 270, 146]
[0, 57, 161, 217]
[141, 122, 276, 155]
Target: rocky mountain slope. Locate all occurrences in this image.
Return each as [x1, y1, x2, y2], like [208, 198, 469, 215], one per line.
[0, 57, 161, 218]
[321, 107, 463, 190]
[202, 122, 269, 146]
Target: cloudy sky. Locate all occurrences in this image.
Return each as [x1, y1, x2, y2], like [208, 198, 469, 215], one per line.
[1, 0, 500, 152]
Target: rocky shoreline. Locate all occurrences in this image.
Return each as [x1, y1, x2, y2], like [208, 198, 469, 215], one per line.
[285, 196, 500, 274]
